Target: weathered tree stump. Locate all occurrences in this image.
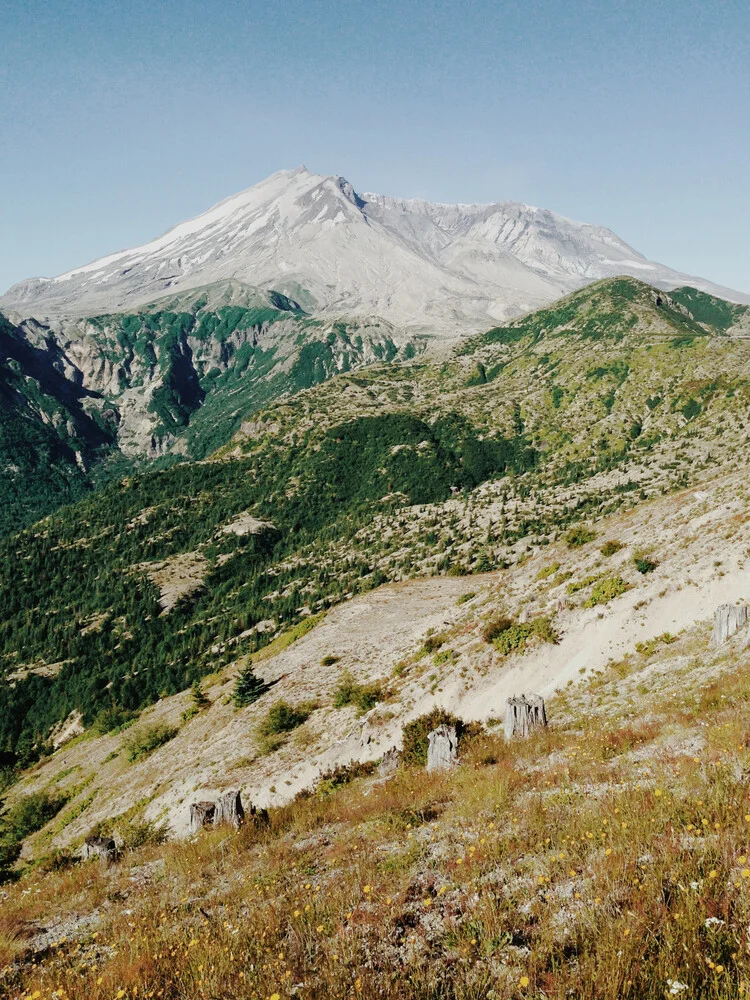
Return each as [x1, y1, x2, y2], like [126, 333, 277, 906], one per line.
[710, 604, 748, 647]
[82, 836, 118, 864]
[504, 695, 547, 740]
[213, 790, 245, 830]
[189, 800, 216, 834]
[427, 725, 458, 772]
[378, 747, 401, 777]
[248, 803, 270, 828]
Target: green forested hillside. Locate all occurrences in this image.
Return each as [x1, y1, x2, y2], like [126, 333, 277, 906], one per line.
[2, 277, 750, 761]
[0, 284, 422, 534]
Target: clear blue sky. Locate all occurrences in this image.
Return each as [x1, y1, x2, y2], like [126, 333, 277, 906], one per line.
[1, 0, 748, 294]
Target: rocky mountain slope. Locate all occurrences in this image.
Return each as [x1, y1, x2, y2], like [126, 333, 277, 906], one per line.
[4, 167, 747, 333]
[4, 459, 750, 1000]
[2, 277, 750, 770]
[0, 283, 421, 533]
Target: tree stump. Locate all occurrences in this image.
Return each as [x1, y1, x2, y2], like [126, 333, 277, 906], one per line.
[82, 836, 118, 864]
[378, 747, 401, 777]
[504, 695, 547, 740]
[710, 604, 748, 647]
[189, 800, 216, 834]
[213, 790, 245, 830]
[427, 725, 458, 772]
[248, 803, 270, 828]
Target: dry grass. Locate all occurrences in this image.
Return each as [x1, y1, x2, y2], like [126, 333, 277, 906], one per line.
[4, 625, 750, 999]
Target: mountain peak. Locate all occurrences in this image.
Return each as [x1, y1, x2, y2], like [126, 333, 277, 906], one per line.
[2, 169, 748, 330]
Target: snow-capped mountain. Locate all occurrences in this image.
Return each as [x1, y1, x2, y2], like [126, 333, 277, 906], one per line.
[3, 166, 747, 334]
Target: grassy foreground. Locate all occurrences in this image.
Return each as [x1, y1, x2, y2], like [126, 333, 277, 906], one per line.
[3, 620, 750, 999]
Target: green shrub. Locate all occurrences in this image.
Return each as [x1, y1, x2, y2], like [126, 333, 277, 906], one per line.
[567, 574, 601, 595]
[421, 634, 446, 655]
[124, 723, 179, 764]
[456, 591, 476, 605]
[481, 616, 513, 643]
[536, 563, 560, 580]
[320, 655, 340, 666]
[600, 540, 624, 557]
[91, 705, 137, 735]
[259, 701, 314, 737]
[1, 790, 68, 842]
[119, 818, 169, 850]
[565, 525, 596, 548]
[584, 576, 628, 607]
[332, 671, 383, 713]
[233, 665, 269, 708]
[491, 616, 558, 656]
[634, 554, 658, 574]
[433, 649, 457, 666]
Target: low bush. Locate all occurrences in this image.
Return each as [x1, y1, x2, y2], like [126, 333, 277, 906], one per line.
[259, 701, 315, 737]
[316, 760, 377, 797]
[490, 616, 558, 656]
[481, 616, 513, 643]
[584, 576, 628, 607]
[600, 540, 624, 557]
[320, 655, 340, 666]
[535, 562, 560, 580]
[124, 724, 179, 764]
[634, 553, 658, 574]
[421, 633, 446, 655]
[565, 525, 596, 548]
[456, 591, 476, 605]
[332, 671, 383, 713]
[400, 708, 483, 767]
[91, 705, 137, 735]
[1, 790, 68, 843]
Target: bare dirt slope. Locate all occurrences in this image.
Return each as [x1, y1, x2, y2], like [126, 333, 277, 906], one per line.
[11, 467, 750, 854]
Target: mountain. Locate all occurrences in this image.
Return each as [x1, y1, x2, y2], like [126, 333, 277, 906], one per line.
[6, 279, 750, 999]
[0, 284, 422, 533]
[3, 167, 748, 334]
[2, 276, 750, 768]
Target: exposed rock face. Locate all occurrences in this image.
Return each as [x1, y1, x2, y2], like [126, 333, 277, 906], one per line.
[710, 604, 749, 646]
[427, 725, 458, 772]
[504, 695, 547, 740]
[82, 836, 118, 864]
[189, 800, 216, 834]
[213, 790, 245, 830]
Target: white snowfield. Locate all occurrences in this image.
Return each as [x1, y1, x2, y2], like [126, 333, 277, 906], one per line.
[3, 166, 748, 334]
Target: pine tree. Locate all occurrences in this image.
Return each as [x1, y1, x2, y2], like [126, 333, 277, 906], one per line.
[232, 665, 268, 708]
